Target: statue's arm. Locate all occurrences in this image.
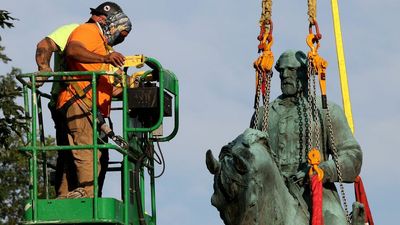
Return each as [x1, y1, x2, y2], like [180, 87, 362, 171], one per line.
[319, 103, 363, 183]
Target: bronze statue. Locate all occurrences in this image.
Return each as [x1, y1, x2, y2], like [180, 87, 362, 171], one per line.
[206, 50, 365, 225]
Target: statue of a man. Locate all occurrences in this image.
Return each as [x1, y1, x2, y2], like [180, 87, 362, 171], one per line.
[252, 50, 363, 224]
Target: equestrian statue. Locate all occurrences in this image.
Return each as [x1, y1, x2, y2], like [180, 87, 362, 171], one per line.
[206, 50, 366, 225]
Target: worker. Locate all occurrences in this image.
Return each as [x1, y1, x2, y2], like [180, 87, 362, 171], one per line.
[35, 23, 79, 198]
[35, 2, 123, 199]
[35, 1, 129, 198]
[55, 2, 132, 198]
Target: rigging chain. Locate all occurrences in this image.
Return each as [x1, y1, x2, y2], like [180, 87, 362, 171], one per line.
[252, 0, 274, 132]
[306, 20, 351, 224]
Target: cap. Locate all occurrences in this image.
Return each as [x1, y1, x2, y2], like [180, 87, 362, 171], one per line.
[90, 2, 123, 16]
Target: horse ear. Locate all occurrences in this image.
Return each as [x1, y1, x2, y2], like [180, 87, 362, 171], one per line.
[206, 149, 220, 175]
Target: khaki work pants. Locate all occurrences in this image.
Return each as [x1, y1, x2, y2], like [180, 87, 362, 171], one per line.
[57, 102, 101, 198]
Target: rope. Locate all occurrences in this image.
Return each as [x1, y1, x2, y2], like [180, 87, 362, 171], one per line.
[308, 0, 317, 24]
[260, 0, 272, 28]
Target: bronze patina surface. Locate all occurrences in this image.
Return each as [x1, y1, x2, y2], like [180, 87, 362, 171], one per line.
[206, 50, 365, 225]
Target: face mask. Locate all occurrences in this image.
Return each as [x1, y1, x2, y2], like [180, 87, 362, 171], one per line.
[100, 11, 132, 46]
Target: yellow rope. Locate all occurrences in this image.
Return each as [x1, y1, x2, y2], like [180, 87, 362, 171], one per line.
[260, 0, 272, 28]
[308, 0, 317, 23]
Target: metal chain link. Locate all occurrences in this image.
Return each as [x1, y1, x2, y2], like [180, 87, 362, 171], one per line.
[309, 58, 350, 223]
[325, 108, 351, 224]
[311, 73, 321, 151]
[296, 95, 306, 164]
[252, 71, 262, 129]
[262, 71, 273, 132]
[309, 56, 351, 224]
[301, 92, 310, 162]
[306, 60, 314, 153]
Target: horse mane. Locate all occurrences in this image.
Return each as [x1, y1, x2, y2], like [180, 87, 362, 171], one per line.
[236, 128, 269, 149]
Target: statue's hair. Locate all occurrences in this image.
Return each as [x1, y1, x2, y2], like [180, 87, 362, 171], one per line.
[275, 50, 308, 74]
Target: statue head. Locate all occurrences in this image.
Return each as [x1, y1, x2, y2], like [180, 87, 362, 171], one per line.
[275, 50, 308, 97]
[206, 128, 274, 225]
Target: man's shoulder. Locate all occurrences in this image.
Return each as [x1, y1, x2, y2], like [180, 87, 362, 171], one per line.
[68, 23, 106, 48]
[59, 23, 80, 31]
[47, 23, 79, 52]
[73, 23, 100, 33]
[47, 23, 79, 38]
[69, 23, 103, 42]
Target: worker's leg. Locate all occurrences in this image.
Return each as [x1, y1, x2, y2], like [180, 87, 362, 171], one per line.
[51, 106, 76, 198]
[56, 150, 79, 197]
[66, 103, 101, 198]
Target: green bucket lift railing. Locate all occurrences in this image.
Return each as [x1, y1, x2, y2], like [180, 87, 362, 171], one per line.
[17, 55, 179, 225]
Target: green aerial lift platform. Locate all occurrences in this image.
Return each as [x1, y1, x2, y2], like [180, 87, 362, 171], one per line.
[17, 55, 179, 225]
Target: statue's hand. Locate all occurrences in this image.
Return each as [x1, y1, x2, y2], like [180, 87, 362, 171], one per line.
[295, 170, 306, 180]
[294, 166, 310, 185]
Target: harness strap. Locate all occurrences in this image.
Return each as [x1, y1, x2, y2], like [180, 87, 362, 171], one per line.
[70, 82, 93, 108]
[58, 83, 92, 113]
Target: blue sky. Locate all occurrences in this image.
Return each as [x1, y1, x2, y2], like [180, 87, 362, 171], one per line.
[1, 0, 399, 224]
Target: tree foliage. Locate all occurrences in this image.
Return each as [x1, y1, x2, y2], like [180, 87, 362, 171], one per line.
[0, 68, 28, 148]
[0, 9, 17, 64]
[0, 10, 57, 224]
[0, 10, 28, 225]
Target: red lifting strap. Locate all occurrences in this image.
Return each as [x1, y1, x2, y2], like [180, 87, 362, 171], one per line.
[310, 175, 324, 225]
[354, 176, 374, 225]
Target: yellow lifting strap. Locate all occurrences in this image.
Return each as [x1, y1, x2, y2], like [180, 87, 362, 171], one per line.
[308, 0, 317, 23]
[260, 0, 272, 29]
[330, 0, 354, 133]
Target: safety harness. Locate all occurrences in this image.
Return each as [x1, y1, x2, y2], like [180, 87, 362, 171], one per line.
[60, 70, 128, 149]
[59, 82, 93, 113]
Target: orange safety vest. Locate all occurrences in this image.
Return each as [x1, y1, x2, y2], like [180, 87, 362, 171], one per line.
[56, 23, 113, 117]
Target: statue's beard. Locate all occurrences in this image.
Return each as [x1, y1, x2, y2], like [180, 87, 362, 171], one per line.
[281, 79, 306, 97]
[281, 83, 298, 96]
